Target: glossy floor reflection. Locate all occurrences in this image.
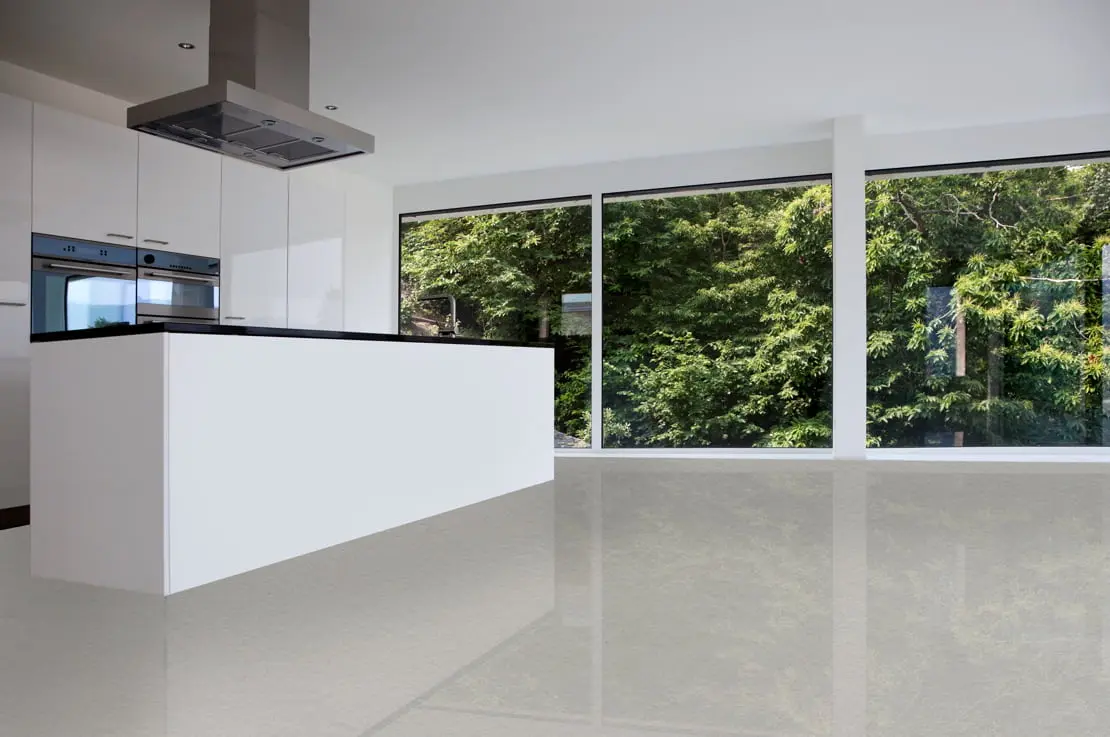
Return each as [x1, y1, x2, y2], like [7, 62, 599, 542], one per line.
[1, 459, 1108, 735]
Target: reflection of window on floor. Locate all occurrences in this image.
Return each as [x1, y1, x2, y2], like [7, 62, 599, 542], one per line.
[866, 160, 1110, 447]
[400, 199, 592, 449]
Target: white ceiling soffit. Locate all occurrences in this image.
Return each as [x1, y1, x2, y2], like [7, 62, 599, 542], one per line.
[1, 0, 1108, 185]
[0, 0, 209, 102]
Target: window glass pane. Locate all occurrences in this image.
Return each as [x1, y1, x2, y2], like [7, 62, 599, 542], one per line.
[602, 181, 833, 448]
[400, 203, 592, 449]
[866, 161, 1110, 447]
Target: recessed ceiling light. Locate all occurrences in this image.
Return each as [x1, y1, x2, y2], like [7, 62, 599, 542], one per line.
[325, 105, 338, 111]
[177, 42, 195, 50]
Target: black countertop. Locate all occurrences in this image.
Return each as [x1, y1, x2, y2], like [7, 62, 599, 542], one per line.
[29, 322, 553, 349]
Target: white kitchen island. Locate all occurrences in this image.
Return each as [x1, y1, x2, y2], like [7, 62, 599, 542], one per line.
[30, 323, 554, 594]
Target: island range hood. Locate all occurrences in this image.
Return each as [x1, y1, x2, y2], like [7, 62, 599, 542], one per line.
[127, 0, 374, 170]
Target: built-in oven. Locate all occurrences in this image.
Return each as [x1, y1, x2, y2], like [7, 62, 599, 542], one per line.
[136, 249, 220, 324]
[30, 234, 137, 335]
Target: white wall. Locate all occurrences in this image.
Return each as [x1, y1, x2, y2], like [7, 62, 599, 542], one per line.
[866, 113, 1110, 172]
[394, 139, 833, 215]
[0, 59, 128, 125]
[396, 113, 1110, 215]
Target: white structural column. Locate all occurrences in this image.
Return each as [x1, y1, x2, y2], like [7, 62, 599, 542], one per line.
[591, 192, 604, 449]
[832, 116, 868, 458]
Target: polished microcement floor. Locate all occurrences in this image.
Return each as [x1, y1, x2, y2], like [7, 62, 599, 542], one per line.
[3, 458, 1110, 736]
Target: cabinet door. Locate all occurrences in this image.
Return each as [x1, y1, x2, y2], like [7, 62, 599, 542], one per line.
[0, 93, 32, 510]
[137, 134, 221, 257]
[220, 158, 288, 328]
[32, 104, 138, 245]
[288, 168, 344, 330]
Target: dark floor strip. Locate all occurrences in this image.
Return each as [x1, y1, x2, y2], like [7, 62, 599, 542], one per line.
[0, 505, 30, 530]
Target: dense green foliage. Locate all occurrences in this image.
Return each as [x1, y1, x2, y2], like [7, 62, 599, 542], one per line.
[602, 185, 833, 447]
[868, 164, 1110, 446]
[400, 163, 1110, 448]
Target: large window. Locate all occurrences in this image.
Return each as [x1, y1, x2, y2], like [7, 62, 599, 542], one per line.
[398, 153, 1110, 454]
[866, 160, 1110, 447]
[400, 199, 592, 448]
[602, 178, 834, 448]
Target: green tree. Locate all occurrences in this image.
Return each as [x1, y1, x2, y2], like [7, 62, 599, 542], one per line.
[601, 184, 833, 447]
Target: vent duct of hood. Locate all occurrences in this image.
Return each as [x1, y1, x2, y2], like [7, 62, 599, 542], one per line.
[127, 0, 374, 170]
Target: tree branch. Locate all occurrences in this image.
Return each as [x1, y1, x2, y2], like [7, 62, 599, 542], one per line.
[1019, 275, 1102, 283]
[986, 188, 1016, 230]
[894, 193, 928, 236]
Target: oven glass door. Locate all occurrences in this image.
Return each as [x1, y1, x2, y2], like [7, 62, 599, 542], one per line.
[137, 269, 219, 320]
[31, 258, 137, 334]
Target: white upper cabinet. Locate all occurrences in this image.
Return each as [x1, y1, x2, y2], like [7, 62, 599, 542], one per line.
[32, 104, 138, 245]
[137, 134, 221, 258]
[220, 157, 288, 328]
[0, 92, 33, 509]
[288, 168, 345, 330]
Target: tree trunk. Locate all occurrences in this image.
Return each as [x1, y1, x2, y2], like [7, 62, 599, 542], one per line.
[987, 330, 1003, 442]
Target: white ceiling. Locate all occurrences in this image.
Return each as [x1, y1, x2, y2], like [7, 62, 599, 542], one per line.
[1, 0, 1108, 184]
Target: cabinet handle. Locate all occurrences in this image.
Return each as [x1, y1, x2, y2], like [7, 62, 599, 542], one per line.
[142, 238, 170, 246]
[0, 301, 28, 307]
[223, 316, 247, 321]
[105, 233, 134, 240]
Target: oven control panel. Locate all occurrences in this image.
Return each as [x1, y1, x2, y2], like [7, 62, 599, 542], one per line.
[32, 234, 136, 266]
[137, 248, 220, 276]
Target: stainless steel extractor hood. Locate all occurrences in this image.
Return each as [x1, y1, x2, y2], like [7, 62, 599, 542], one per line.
[127, 0, 374, 170]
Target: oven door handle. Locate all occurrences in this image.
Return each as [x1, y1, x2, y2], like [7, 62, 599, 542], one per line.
[139, 268, 219, 285]
[40, 262, 136, 279]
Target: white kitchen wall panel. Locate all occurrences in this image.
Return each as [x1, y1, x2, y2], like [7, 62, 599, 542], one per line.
[220, 157, 288, 328]
[137, 134, 221, 258]
[343, 175, 395, 334]
[288, 167, 344, 330]
[32, 103, 138, 245]
[0, 92, 32, 510]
